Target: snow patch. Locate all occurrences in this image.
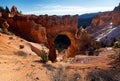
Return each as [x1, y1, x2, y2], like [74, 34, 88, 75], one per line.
[95, 25, 120, 45]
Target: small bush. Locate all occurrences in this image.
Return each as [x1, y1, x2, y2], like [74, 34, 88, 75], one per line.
[114, 50, 120, 62]
[1, 24, 7, 33]
[40, 49, 48, 63]
[0, 24, 10, 35]
[113, 42, 120, 48]
[86, 69, 117, 81]
[113, 37, 120, 48]
[108, 50, 120, 61]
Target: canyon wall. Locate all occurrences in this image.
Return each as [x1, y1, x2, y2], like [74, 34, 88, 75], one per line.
[6, 14, 94, 62]
[91, 12, 120, 27]
[7, 15, 78, 61]
[90, 3, 120, 27]
[86, 3, 120, 46]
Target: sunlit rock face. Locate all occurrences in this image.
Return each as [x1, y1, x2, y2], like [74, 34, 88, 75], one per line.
[6, 13, 94, 62]
[90, 12, 120, 27]
[0, 12, 2, 17]
[7, 15, 78, 61]
[89, 3, 120, 28]
[7, 15, 47, 44]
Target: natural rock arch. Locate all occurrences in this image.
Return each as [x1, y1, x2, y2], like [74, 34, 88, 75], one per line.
[54, 34, 71, 53]
[48, 32, 77, 61]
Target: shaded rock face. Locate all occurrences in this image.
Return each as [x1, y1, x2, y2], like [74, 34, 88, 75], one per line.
[114, 3, 120, 11]
[54, 34, 71, 53]
[7, 14, 93, 62]
[0, 18, 6, 24]
[0, 18, 9, 28]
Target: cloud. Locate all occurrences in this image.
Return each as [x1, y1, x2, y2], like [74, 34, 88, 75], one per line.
[23, 5, 113, 15]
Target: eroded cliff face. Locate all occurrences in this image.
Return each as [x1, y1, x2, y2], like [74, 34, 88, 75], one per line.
[89, 3, 120, 28]
[91, 12, 120, 27]
[86, 3, 120, 46]
[7, 15, 47, 44]
[6, 15, 80, 61]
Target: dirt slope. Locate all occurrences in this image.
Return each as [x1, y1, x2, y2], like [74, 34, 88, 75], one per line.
[0, 32, 118, 81]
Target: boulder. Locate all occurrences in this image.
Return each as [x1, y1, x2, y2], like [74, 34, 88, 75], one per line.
[29, 42, 49, 57]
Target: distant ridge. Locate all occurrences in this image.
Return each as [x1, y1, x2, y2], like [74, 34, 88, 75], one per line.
[78, 12, 99, 28]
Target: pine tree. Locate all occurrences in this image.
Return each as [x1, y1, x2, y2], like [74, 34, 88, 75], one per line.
[0, 6, 4, 12]
[5, 6, 10, 13]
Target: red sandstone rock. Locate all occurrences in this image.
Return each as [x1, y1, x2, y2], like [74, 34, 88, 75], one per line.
[5, 4, 118, 61]
[7, 14, 93, 62]
[0, 12, 2, 17]
[0, 18, 9, 28]
[11, 6, 18, 14]
[7, 15, 47, 44]
[0, 18, 6, 24]
[87, 4, 120, 36]
[91, 3, 120, 27]
[91, 12, 120, 27]
[29, 42, 49, 57]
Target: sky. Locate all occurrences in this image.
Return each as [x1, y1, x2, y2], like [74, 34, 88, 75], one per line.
[0, 0, 120, 15]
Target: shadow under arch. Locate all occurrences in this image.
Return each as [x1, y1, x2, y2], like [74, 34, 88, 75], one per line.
[54, 34, 71, 53]
[53, 32, 77, 59]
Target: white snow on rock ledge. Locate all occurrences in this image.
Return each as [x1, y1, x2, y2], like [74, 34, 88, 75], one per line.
[95, 25, 120, 46]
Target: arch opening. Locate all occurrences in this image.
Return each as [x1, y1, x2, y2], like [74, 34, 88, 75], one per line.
[54, 34, 71, 53]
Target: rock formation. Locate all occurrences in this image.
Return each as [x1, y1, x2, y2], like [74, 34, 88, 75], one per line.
[0, 18, 9, 31]
[86, 3, 120, 46]
[114, 3, 120, 11]
[90, 11, 120, 27]
[11, 6, 18, 14]
[5, 14, 94, 62]
[88, 3, 120, 28]
[7, 15, 47, 44]
[0, 12, 2, 17]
